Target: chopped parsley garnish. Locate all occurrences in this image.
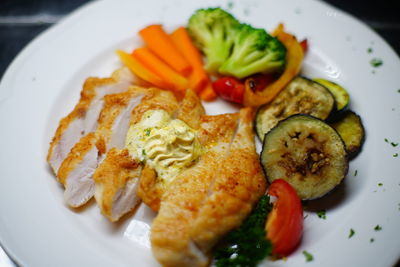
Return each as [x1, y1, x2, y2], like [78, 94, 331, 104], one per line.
[384, 138, 389, 143]
[354, 170, 358, 176]
[370, 238, 375, 243]
[398, 89, 400, 93]
[394, 153, 399, 158]
[370, 58, 383, 67]
[142, 149, 146, 156]
[348, 228, 355, 238]
[378, 183, 383, 187]
[303, 250, 314, 262]
[214, 195, 272, 267]
[317, 210, 327, 219]
[367, 47, 373, 54]
[391, 142, 399, 147]
[374, 225, 382, 231]
[144, 128, 151, 136]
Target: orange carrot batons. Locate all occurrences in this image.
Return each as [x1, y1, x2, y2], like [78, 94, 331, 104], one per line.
[170, 27, 209, 93]
[132, 47, 189, 93]
[199, 82, 217, 101]
[139, 24, 192, 76]
[117, 50, 170, 89]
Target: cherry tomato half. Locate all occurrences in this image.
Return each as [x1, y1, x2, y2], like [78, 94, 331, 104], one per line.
[266, 179, 303, 256]
[212, 76, 245, 104]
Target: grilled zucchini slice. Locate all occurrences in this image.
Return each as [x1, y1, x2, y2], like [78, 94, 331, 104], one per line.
[261, 114, 348, 200]
[256, 76, 335, 141]
[330, 110, 365, 158]
[314, 78, 350, 113]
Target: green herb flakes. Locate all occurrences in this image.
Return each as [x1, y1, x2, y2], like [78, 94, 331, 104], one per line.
[384, 138, 389, 143]
[374, 225, 382, 231]
[354, 170, 358, 176]
[378, 183, 383, 187]
[370, 58, 383, 67]
[394, 153, 399, 158]
[370, 238, 375, 243]
[317, 210, 327, 219]
[391, 142, 398, 147]
[348, 228, 355, 238]
[367, 47, 373, 54]
[144, 128, 151, 136]
[303, 250, 314, 262]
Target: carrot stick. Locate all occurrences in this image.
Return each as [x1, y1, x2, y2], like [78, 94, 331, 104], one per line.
[132, 47, 189, 92]
[199, 82, 217, 101]
[116, 50, 170, 89]
[139, 24, 192, 76]
[170, 27, 209, 93]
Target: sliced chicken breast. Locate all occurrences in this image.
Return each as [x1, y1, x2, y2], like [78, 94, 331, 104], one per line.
[57, 87, 147, 207]
[47, 68, 135, 174]
[150, 108, 266, 267]
[138, 89, 205, 211]
[150, 113, 240, 267]
[190, 108, 267, 252]
[93, 89, 180, 221]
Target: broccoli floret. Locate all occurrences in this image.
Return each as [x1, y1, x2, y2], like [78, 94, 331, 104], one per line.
[187, 7, 240, 73]
[219, 24, 287, 79]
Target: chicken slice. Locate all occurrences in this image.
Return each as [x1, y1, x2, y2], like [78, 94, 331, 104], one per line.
[137, 89, 205, 211]
[57, 87, 147, 207]
[47, 68, 135, 174]
[150, 113, 240, 267]
[93, 89, 179, 221]
[190, 108, 267, 252]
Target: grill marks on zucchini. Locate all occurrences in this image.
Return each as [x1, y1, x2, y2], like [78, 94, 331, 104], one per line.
[261, 115, 348, 200]
[330, 110, 365, 158]
[256, 77, 335, 141]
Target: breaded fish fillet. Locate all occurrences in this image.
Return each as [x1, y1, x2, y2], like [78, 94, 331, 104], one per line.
[47, 68, 135, 174]
[93, 89, 179, 222]
[137, 89, 205, 211]
[150, 108, 266, 267]
[57, 87, 147, 207]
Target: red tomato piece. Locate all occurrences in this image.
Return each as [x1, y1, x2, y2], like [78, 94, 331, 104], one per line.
[212, 76, 244, 104]
[246, 73, 277, 92]
[300, 39, 308, 53]
[266, 179, 303, 256]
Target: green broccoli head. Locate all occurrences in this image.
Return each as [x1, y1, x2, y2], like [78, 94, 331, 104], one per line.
[219, 24, 287, 79]
[187, 7, 239, 73]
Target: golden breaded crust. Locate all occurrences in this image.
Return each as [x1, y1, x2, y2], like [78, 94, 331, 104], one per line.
[57, 132, 98, 185]
[137, 89, 205, 212]
[96, 86, 148, 139]
[190, 108, 267, 252]
[93, 148, 141, 221]
[150, 113, 239, 267]
[174, 89, 205, 130]
[47, 68, 132, 173]
[137, 164, 160, 211]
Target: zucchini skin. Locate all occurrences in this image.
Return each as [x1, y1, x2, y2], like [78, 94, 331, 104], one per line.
[255, 76, 335, 142]
[260, 114, 348, 200]
[330, 110, 365, 159]
[314, 78, 350, 118]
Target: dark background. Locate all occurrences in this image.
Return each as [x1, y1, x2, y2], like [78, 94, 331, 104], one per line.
[0, 0, 399, 266]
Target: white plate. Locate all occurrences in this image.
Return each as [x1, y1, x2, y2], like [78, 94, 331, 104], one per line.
[1, 0, 400, 266]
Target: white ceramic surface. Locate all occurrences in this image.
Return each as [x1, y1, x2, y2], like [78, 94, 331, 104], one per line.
[0, 0, 399, 266]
